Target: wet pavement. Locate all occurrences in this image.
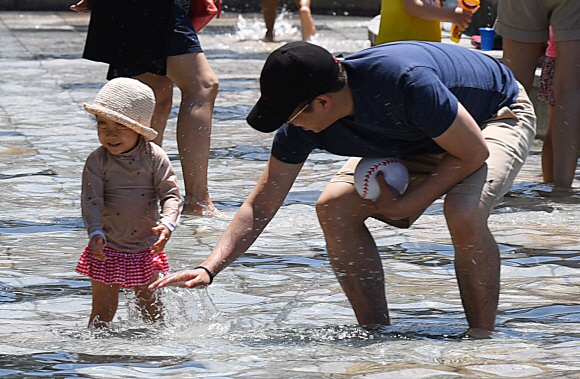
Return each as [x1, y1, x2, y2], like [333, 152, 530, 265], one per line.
[0, 10, 575, 251]
[1, 9, 580, 379]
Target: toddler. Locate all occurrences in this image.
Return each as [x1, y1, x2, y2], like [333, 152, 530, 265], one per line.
[76, 78, 181, 327]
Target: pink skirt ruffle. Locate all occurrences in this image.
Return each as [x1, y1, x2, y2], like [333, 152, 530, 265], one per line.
[76, 245, 169, 289]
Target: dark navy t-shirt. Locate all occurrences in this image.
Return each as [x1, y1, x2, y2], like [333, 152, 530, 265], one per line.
[271, 41, 519, 164]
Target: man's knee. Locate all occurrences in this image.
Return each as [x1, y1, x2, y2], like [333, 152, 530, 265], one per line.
[444, 193, 488, 234]
[316, 183, 364, 227]
[316, 187, 344, 222]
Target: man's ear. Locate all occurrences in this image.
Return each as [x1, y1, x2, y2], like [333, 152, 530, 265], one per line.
[313, 94, 331, 110]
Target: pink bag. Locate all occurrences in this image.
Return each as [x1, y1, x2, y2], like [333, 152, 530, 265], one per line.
[188, 0, 222, 32]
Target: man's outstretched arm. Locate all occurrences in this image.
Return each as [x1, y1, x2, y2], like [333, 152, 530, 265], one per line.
[149, 156, 304, 289]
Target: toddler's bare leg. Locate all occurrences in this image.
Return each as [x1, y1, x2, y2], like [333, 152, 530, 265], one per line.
[89, 280, 120, 327]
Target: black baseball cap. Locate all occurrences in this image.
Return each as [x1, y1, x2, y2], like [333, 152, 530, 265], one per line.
[247, 41, 340, 133]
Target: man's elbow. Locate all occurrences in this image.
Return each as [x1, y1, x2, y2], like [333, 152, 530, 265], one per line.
[473, 144, 490, 169]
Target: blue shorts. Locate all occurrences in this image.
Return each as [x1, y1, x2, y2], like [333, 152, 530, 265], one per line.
[168, 1, 203, 57]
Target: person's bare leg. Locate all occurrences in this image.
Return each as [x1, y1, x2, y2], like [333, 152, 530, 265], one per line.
[317, 182, 390, 327]
[445, 193, 498, 338]
[295, 0, 316, 41]
[262, 0, 278, 41]
[166, 52, 220, 216]
[89, 280, 120, 327]
[134, 273, 163, 323]
[134, 73, 174, 146]
[501, 38, 544, 93]
[541, 105, 555, 183]
[551, 40, 580, 192]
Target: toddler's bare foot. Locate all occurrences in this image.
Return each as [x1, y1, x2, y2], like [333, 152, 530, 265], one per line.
[182, 197, 224, 218]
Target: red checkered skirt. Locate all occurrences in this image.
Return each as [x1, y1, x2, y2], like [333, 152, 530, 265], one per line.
[76, 245, 169, 289]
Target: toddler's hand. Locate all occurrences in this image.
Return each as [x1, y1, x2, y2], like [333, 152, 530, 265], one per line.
[151, 224, 171, 254]
[89, 235, 106, 261]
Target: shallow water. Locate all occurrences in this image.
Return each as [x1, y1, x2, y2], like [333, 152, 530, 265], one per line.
[1, 10, 580, 379]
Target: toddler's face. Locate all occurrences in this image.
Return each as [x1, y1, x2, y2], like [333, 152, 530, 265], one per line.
[96, 115, 140, 155]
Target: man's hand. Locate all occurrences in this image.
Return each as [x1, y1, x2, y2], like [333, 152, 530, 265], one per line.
[365, 171, 408, 219]
[151, 224, 171, 254]
[70, 0, 92, 13]
[149, 268, 212, 290]
[89, 235, 106, 261]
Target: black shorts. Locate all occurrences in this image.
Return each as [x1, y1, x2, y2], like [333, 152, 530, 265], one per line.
[107, 1, 203, 79]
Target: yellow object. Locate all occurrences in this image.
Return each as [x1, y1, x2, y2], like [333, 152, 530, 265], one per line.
[450, 0, 480, 43]
[376, 0, 442, 45]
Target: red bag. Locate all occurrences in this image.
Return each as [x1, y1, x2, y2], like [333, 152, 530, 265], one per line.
[188, 0, 222, 32]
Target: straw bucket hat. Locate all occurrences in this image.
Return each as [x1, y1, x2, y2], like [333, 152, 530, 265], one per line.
[84, 78, 158, 140]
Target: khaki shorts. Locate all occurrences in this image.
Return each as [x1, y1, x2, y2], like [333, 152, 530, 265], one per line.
[330, 83, 536, 229]
[495, 0, 580, 42]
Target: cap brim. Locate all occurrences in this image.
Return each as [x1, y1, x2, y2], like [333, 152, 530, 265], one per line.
[84, 103, 158, 140]
[246, 97, 297, 133]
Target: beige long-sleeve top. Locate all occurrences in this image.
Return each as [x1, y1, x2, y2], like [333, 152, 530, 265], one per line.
[81, 138, 181, 253]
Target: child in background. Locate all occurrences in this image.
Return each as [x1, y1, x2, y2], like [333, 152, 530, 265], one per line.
[76, 78, 181, 327]
[376, 0, 474, 44]
[262, 0, 316, 42]
[539, 27, 557, 184]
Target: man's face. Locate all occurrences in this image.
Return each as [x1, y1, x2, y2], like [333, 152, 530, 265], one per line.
[286, 100, 334, 133]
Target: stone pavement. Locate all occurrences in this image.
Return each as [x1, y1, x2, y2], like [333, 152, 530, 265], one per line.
[2, 13, 580, 379]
